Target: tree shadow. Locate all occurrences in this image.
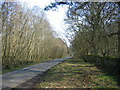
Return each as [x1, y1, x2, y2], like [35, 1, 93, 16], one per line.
[82, 56, 120, 86]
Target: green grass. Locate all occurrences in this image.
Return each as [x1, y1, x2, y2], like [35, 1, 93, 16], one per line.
[36, 59, 119, 88]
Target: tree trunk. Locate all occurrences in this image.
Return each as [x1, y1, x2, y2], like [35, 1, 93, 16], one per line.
[118, 2, 120, 58]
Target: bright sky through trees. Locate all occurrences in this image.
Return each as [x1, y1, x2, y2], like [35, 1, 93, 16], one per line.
[20, 0, 67, 34]
[20, 0, 70, 45]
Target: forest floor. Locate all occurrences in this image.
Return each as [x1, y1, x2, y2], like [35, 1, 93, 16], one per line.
[36, 58, 119, 88]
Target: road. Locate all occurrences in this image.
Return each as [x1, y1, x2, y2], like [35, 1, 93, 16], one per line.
[1, 57, 69, 89]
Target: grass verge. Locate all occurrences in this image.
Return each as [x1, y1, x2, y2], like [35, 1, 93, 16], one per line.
[1, 58, 60, 74]
[36, 59, 119, 88]
[2, 62, 37, 74]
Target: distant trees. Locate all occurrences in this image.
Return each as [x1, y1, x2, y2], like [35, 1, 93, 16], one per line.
[1, 2, 68, 70]
[50, 37, 68, 59]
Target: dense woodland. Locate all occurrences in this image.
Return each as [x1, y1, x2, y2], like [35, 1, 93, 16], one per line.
[65, 3, 120, 76]
[67, 3, 119, 58]
[0, 1, 120, 88]
[45, 2, 120, 79]
[0, 1, 120, 78]
[1, 2, 68, 70]
[45, 2, 119, 58]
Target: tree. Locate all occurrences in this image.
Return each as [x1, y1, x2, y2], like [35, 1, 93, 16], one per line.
[65, 2, 119, 57]
[44, 2, 119, 57]
[1, 2, 68, 69]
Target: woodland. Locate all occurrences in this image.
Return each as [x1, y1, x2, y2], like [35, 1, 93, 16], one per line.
[1, 1, 120, 84]
[44, 2, 120, 83]
[1, 2, 68, 70]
